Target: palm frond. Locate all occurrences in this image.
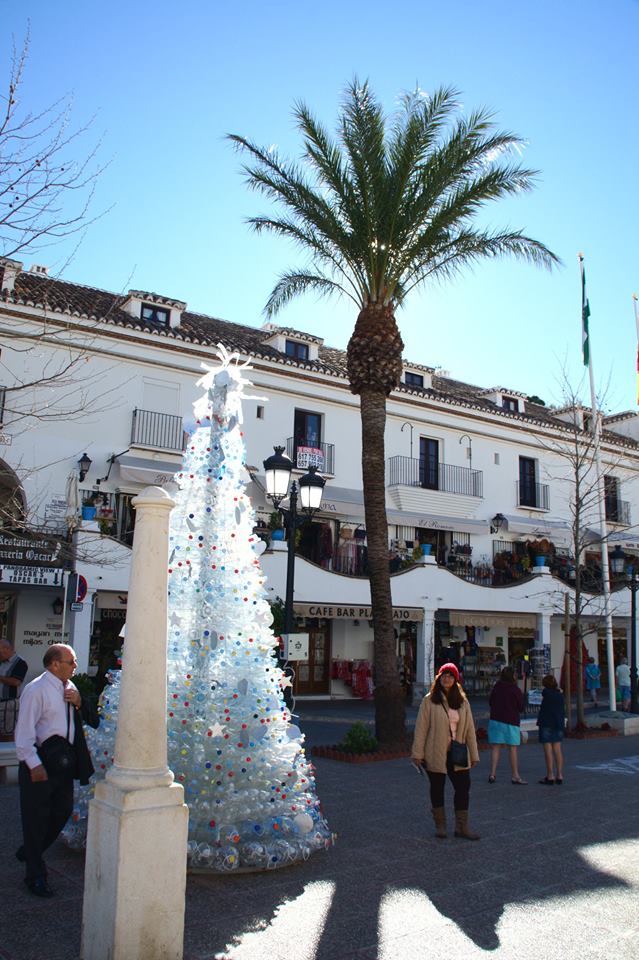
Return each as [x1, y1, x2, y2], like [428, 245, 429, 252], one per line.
[264, 271, 356, 318]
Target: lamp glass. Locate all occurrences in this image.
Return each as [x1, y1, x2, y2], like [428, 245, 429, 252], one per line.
[263, 446, 292, 501]
[299, 468, 325, 511]
[265, 468, 291, 500]
[610, 547, 626, 575]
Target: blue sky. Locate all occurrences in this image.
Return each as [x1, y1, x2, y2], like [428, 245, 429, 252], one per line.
[3, 0, 639, 411]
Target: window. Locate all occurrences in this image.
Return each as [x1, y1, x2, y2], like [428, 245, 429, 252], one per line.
[294, 409, 321, 450]
[256, 405, 264, 420]
[141, 303, 170, 325]
[605, 475, 620, 522]
[285, 339, 309, 361]
[502, 396, 518, 412]
[519, 456, 537, 507]
[419, 437, 439, 490]
[404, 372, 424, 388]
[494, 453, 500, 465]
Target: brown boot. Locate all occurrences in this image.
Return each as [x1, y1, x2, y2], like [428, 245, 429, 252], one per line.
[431, 807, 447, 839]
[454, 810, 480, 841]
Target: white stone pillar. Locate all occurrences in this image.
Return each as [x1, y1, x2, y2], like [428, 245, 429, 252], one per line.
[413, 608, 436, 704]
[81, 486, 188, 960]
[537, 612, 552, 676]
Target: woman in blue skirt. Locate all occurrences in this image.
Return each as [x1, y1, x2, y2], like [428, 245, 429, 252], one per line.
[487, 666, 526, 784]
[537, 674, 565, 784]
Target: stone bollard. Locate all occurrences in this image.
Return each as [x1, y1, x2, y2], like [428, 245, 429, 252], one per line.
[81, 486, 188, 960]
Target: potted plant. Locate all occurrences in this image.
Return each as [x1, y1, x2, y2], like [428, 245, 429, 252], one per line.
[81, 494, 98, 520]
[268, 510, 285, 541]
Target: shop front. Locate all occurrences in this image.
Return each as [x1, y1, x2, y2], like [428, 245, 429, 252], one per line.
[90, 591, 128, 691]
[0, 531, 69, 679]
[292, 602, 423, 699]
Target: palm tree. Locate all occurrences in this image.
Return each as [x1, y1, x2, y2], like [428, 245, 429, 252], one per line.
[229, 81, 559, 747]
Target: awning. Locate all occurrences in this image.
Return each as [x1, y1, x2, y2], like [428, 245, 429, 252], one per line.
[449, 611, 537, 629]
[387, 511, 489, 535]
[607, 532, 639, 551]
[96, 591, 128, 610]
[502, 515, 571, 544]
[117, 454, 182, 486]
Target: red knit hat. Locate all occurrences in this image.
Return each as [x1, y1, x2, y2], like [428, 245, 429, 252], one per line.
[437, 662, 460, 682]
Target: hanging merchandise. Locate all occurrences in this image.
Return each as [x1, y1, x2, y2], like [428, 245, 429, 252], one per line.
[63, 346, 334, 872]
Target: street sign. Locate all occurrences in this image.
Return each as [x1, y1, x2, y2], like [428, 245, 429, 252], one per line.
[70, 602, 83, 612]
[76, 574, 88, 602]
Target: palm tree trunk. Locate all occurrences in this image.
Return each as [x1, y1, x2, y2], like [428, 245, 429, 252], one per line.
[359, 386, 406, 747]
[347, 302, 406, 749]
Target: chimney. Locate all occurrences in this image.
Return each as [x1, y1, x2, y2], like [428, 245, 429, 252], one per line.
[29, 264, 49, 276]
[0, 258, 23, 294]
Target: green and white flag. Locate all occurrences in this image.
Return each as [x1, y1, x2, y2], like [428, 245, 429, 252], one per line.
[581, 262, 590, 367]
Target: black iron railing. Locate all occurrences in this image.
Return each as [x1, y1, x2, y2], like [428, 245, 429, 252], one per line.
[387, 456, 483, 497]
[0, 386, 5, 425]
[516, 481, 550, 510]
[286, 437, 335, 475]
[130, 408, 185, 452]
[606, 499, 631, 525]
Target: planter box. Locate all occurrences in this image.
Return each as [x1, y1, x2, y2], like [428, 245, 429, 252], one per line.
[311, 745, 409, 763]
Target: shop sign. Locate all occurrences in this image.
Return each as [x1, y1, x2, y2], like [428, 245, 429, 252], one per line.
[0, 532, 66, 567]
[44, 496, 68, 526]
[283, 632, 309, 660]
[294, 603, 424, 622]
[0, 565, 64, 586]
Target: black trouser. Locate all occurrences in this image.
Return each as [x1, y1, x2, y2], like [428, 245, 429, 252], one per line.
[18, 762, 74, 882]
[427, 754, 471, 811]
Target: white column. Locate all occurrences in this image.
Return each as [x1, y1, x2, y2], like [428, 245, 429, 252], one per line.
[537, 612, 552, 676]
[81, 486, 188, 960]
[413, 608, 436, 704]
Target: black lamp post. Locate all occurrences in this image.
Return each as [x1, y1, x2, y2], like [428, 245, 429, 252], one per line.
[263, 445, 326, 655]
[626, 571, 639, 714]
[78, 453, 92, 482]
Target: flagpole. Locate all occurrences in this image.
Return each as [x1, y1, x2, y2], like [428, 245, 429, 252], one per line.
[633, 294, 639, 406]
[579, 254, 616, 711]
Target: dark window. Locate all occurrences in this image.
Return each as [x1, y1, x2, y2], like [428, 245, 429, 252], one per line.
[419, 437, 439, 490]
[404, 372, 424, 388]
[605, 475, 620, 522]
[285, 339, 309, 361]
[294, 409, 321, 450]
[141, 303, 170, 325]
[502, 396, 518, 412]
[519, 456, 537, 507]
[256, 405, 264, 420]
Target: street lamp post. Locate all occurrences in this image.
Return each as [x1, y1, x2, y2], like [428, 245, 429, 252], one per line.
[263, 445, 326, 655]
[627, 572, 639, 714]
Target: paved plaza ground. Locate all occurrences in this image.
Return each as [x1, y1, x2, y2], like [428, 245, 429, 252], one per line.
[2, 700, 639, 960]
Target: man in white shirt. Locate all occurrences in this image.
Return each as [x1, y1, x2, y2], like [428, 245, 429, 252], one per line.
[14, 643, 83, 898]
[616, 657, 632, 712]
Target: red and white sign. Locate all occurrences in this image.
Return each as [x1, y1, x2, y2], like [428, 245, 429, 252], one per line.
[296, 446, 324, 470]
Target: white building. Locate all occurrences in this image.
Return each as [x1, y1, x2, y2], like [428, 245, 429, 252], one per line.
[1, 257, 638, 701]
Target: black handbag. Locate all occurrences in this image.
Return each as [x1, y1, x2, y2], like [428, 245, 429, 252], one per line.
[37, 704, 76, 777]
[449, 739, 469, 767]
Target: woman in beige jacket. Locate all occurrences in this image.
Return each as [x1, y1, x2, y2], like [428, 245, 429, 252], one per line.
[411, 662, 480, 840]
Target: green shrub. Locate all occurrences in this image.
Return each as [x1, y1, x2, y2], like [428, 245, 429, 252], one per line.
[337, 721, 378, 754]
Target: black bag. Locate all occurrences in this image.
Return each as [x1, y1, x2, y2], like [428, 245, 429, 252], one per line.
[449, 739, 469, 767]
[37, 735, 76, 777]
[36, 702, 76, 777]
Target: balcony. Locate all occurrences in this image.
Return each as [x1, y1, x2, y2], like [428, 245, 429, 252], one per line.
[387, 456, 483, 497]
[130, 408, 185, 453]
[516, 481, 549, 511]
[605, 499, 631, 526]
[286, 437, 335, 475]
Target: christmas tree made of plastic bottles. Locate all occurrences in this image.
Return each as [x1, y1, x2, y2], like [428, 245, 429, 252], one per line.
[167, 347, 332, 871]
[64, 347, 333, 872]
